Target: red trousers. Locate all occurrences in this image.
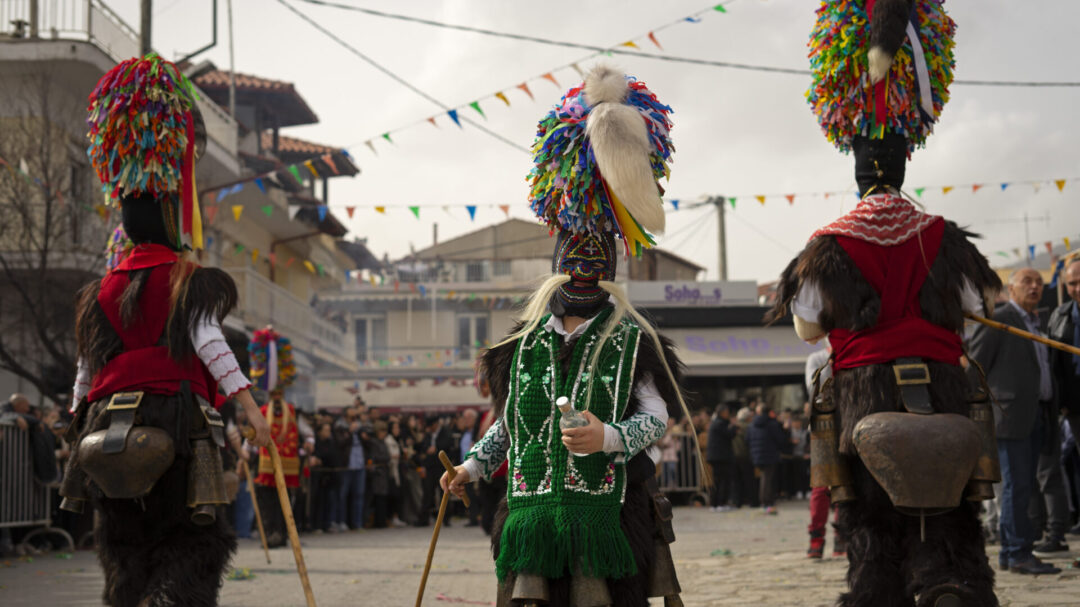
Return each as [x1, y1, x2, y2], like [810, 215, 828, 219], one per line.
[808, 486, 838, 534]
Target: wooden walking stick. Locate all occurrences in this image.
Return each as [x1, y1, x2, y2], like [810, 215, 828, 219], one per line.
[966, 313, 1080, 356]
[415, 451, 470, 607]
[245, 427, 316, 607]
[240, 458, 271, 565]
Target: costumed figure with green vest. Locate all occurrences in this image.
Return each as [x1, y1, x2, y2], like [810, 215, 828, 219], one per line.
[59, 53, 270, 606]
[766, 2, 1002, 606]
[442, 64, 701, 607]
[248, 327, 310, 548]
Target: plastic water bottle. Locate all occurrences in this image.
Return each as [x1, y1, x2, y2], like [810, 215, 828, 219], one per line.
[557, 396, 589, 456]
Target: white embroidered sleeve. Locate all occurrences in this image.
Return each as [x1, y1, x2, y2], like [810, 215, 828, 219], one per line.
[71, 358, 92, 412]
[463, 415, 510, 481]
[191, 317, 251, 397]
[606, 377, 669, 462]
[791, 280, 823, 325]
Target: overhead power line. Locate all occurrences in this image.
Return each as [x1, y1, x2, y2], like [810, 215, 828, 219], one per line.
[275, 0, 529, 154]
[292, 0, 1080, 87]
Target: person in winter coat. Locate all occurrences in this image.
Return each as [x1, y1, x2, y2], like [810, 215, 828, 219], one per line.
[747, 403, 789, 513]
[706, 404, 738, 511]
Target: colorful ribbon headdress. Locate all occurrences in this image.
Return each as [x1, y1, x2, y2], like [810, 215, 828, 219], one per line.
[104, 225, 132, 271]
[248, 327, 297, 392]
[528, 64, 674, 257]
[86, 52, 204, 250]
[807, 0, 956, 153]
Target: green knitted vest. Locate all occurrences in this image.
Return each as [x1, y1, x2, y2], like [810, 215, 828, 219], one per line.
[496, 308, 641, 581]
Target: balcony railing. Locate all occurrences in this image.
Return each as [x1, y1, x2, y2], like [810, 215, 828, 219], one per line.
[1, 0, 237, 156]
[224, 267, 357, 371]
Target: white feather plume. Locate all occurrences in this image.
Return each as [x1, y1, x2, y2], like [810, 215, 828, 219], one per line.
[584, 66, 665, 235]
[867, 46, 893, 85]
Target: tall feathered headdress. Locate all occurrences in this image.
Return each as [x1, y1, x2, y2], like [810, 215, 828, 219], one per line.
[807, 0, 956, 153]
[86, 52, 205, 250]
[248, 327, 297, 392]
[528, 64, 674, 257]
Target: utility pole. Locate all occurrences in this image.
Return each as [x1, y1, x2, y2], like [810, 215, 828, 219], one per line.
[140, 0, 152, 55]
[711, 196, 728, 281]
[226, 0, 236, 117]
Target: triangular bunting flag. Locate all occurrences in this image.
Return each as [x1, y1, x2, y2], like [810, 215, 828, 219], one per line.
[205, 205, 219, 225]
[1066, 237, 1071, 250]
[288, 165, 303, 183]
[499, 204, 510, 217]
[1045, 241, 1054, 254]
[713, 3, 727, 12]
[304, 160, 319, 179]
[914, 187, 925, 197]
[942, 186, 953, 195]
[972, 184, 983, 193]
[427, 117, 438, 128]
[254, 177, 266, 193]
[1056, 179, 1067, 192]
[251, 249, 259, 264]
[216, 188, 229, 202]
[365, 140, 377, 155]
[469, 101, 485, 119]
[785, 194, 795, 205]
[619, 40, 638, 49]
[495, 92, 510, 106]
[648, 31, 662, 49]
[728, 197, 736, 209]
[382, 133, 393, 144]
[269, 253, 277, 266]
[234, 243, 244, 254]
[375, 206, 386, 214]
[288, 205, 302, 219]
[232, 205, 243, 221]
[317, 206, 328, 222]
[261, 205, 273, 218]
[304, 260, 316, 274]
[685, 17, 702, 23]
[409, 206, 420, 219]
[346, 206, 356, 218]
[541, 73, 559, 87]
[448, 109, 461, 128]
[670, 199, 679, 210]
[755, 195, 766, 205]
[286, 257, 296, 268]
[466, 205, 477, 221]
[369, 275, 377, 287]
[418, 285, 426, 297]
[996, 251, 1009, 259]
[1012, 248, 1021, 258]
[516, 82, 533, 100]
[1000, 183, 1009, 191]
[265, 173, 281, 187]
[1028, 245, 1036, 259]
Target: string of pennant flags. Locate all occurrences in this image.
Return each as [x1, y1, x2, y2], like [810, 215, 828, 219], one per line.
[340, 2, 735, 156]
[205, 175, 1078, 224]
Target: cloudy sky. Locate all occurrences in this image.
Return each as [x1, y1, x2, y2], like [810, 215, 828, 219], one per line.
[110, 0, 1080, 282]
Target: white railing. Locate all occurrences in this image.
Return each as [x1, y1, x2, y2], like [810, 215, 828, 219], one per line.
[225, 267, 356, 369]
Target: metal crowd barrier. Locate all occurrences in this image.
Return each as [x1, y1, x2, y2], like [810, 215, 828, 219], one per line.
[0, 422, 74, 552]
[657, 432, 708, 504]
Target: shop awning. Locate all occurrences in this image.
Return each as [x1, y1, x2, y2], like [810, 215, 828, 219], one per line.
[663, 326, 823, 377]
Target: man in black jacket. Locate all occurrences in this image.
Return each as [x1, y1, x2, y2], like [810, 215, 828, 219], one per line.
[1048, 258, 1080, 536]
[969, 268, 1062, 574]
[706, 403, 738, 512]
[747, 403, 788, 514]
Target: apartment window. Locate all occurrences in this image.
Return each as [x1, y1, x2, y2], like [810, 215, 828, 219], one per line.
[457, 314, 489, 360]
[465, 261, 488, 283]
[354, 315, 387, 362]
[493, 260, 511, 276]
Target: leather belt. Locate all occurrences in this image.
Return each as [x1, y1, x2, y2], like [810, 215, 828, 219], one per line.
[893, 357, 933, 415]
[103, 391, 144, 454]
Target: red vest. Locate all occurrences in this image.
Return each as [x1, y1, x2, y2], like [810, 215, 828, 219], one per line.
[87, 244, 216, 403]
[827, 219, 963, 370]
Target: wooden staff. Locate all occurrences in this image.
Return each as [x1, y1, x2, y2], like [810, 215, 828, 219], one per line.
[415, 451, 470, 607]
[245, 427, 316, 607]
[240, 458, 271, 565]
[966, 313, 1080, 356]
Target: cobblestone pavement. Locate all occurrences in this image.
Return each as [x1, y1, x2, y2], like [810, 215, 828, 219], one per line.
[1, 501, 1077, 606]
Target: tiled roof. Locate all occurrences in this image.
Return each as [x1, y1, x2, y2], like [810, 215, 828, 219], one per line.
[261, 132, 339, 156]
[195, 69, 294, 92]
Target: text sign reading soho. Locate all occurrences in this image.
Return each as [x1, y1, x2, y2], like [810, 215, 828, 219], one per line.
[626, 281, 758, 307]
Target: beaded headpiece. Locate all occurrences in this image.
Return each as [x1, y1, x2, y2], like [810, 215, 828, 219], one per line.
[248, 327, 297, 392]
